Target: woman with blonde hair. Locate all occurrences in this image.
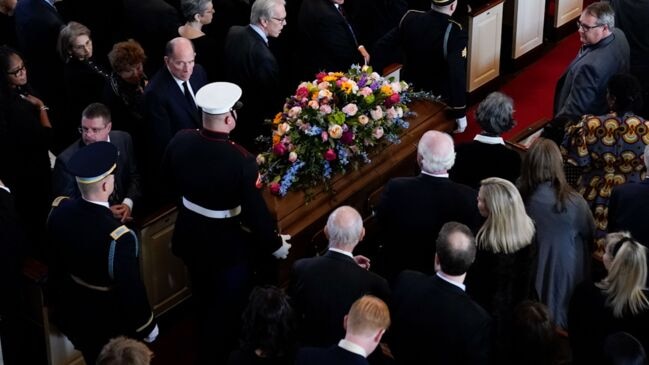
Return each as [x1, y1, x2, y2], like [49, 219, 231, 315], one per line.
[466, 177, 537, 363]
[569, 232, 649, 365]
[519, 138, 595, 330]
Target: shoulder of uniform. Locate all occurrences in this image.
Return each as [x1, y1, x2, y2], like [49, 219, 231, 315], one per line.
[51, 196, 69, 207]
[449, 18, 463, 30]
[399, 10, 424, 27]
[110, 225, 132, 240]
[230, 141, 253, 158]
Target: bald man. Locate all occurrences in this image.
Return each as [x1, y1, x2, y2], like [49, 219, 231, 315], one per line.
[376, 130, 482, 280]
[289, 206, 390, 347]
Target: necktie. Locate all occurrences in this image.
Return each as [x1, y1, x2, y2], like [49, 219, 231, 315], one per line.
[336, 5, 358, 46]
[182, 81, 197, 110]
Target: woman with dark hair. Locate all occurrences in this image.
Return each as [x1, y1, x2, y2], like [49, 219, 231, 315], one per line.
[562, 73, 649, 255]
[510, 301, 560, 365]
[450, 91, 521, 189]
[57, 21, 110, 149]
[519, 138, 595, 330]
[178, 0, 223, 80]
[228, 286, 297, 365]
[569, 232, 649, 365]
[0, 45, 53, 256]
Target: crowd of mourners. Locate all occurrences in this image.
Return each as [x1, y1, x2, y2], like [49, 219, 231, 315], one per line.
[1, 0, 649, 364]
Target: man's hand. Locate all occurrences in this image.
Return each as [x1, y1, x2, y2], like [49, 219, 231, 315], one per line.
[272, 234, 292, 259]
[354, 255, 371, 270]
[358, 45, 370, 66]
[110, 204, 133, 223]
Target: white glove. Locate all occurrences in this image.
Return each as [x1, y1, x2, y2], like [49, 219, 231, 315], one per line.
[144, 324, 159, 343]
[454, 116, 467, 134]
[272, 234, 292, 259]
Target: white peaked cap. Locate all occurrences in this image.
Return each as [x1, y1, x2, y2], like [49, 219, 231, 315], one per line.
[196, 82, 243, 115]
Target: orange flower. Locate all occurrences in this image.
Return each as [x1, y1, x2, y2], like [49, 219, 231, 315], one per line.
[272, 133, 281, 145]
[273, 112, 283, 125]
[380, 85, 393, 96]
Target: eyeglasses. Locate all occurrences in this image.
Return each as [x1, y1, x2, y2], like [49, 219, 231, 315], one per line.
[78, 125, 107, 134]
[576, 20, 604, 32]
[271, 17, 286, 24]
[7, 64, 26, 76]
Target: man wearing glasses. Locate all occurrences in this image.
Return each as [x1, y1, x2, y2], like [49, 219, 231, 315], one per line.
[52, 103, 141, 223]
[223, 0, 288, 153]
[553, 1, 629, 121]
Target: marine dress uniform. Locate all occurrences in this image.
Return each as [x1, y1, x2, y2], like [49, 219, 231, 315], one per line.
[161, 82, 290, 362]
[47, 142, 157, 364]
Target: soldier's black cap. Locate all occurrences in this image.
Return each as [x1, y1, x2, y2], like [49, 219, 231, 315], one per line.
[432, 0, 455, 5]
[67, 141, 118, 184]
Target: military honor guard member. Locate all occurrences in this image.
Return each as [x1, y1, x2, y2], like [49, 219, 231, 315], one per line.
[47, 142, 157, 365]
[161, 82, 291, 362]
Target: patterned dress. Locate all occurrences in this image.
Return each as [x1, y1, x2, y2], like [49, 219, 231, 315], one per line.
[561, 112, 649, 253]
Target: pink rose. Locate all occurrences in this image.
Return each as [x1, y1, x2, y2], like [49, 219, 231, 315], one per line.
[273, 143, 287, 156]
[388, 92, 400, 106]
[317, 81, 330, 90]
[341, 103, 358, 116]
[277, 122, 291, 136]
[288, 151, 298, 163]
[370, 106, 384, 120]
[319, 104, 332, 114]
[328, 124, 343, 139]
[359, 87, 373, 97]
[341, 130, 355, 145]
[269, 182, 281, 195]
[288, 106, 302, 118]
[316, 72, 327, 82]
[324, 148, 337, 161]
[386, 107, 398, 120]
[358, 115, 369, 125]
[373, 127, 384, 139]
[295, 86, 308, 99]
[321, 131, 329, 142]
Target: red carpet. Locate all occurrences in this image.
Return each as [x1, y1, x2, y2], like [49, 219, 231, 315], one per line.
[454, 32, 582, 144]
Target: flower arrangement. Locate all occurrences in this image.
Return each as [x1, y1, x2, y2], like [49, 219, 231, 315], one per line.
[257, 65, 415, 197]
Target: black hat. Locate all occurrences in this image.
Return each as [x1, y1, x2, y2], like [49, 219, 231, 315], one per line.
[68, 141, 118, 184]
[432, 0, 455, 5]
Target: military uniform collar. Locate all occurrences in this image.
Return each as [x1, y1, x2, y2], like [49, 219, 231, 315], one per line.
[200, 129, 230, 141]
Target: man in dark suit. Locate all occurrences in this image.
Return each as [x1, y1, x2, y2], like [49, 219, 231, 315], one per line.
[144, 37, 208, 161]
[389, 222, 492, 365]
[608, 145, 649, 247]
[554, 1, 629, 121]
[289, 206, 390, 347]
[297, 0, 369, 79]
[161, 82, 291, 363]
[296, 295, 390, 365]
[47, 142, 157, 365]
[52, 103, 141, 222]
[223, 0, 287, 152]
[376, 130, 482, 281]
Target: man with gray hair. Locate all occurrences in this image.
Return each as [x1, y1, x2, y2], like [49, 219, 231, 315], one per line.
[608, 144, 649, 248]
[376, 130, 482, 280]
[289, 205, 390, 347]
[223, 0, 287, 152]
[554, 1, 629, 120]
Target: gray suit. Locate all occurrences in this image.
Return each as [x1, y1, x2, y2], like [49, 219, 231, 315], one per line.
[52, 131, 141, 206]
[553, 28, 629, 120]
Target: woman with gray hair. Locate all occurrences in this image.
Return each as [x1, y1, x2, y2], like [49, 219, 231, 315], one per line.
[450, 91, 521, 189]
[177, 0, 222, 80]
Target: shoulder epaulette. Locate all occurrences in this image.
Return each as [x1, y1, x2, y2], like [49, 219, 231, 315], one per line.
[110, 225, 131, 240]
[51, 196, 69, 207]
[399, 10, 425, 28]
[449, 19, 463, 30]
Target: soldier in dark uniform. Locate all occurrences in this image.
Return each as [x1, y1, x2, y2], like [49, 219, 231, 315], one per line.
[160, 82, 292, 363]
[376, 0, 468, 133]
[47, 142, 158, 365]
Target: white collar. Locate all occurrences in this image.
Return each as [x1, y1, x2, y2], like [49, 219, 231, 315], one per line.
[338, 339, 367, 358]
[0, 185, 10, 193]
[473, 134, 505, 145]
[328, 248, 354, 259]
[421, 170, 449, 178]
[250, 24, 269, 44]
[170, 73, 195, 97]
[436, 272, 466, 291]
[83, 198, 110, 209]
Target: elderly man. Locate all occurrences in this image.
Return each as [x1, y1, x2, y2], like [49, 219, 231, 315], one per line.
[144, 37, 208, 160]
[450, 92, 521, 189]
[161, 82, 291, 362]
[289, 206, 390, 347]
[296, 295, 391, 365]
[553, 1, 629, 120]
[48, 142, 157, 365]
[223, 0, 287, 152]
[376, 130, 482, 280]
[389, 222, 491, 365]
[608, 145, 649, 248]
[297, 0, 369, 79]
[52, 103, 141, 222]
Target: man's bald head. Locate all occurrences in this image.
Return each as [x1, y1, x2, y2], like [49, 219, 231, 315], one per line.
[325, 206, 364, 251]
[417, 130, 456, 174]
[435, 222, 476, 275]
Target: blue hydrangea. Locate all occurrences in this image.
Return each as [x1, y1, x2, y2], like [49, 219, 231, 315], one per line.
[279, 160, 305, 196]
[336, 145, 350, 166]
[323, 160, 332, 179]
[304, 126, 323, 136]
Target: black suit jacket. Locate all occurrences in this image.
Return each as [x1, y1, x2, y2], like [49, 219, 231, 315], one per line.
[297, 0, 362, 77]
[389, 272, 492, 365]
[224, 25, 283, 151]
[52, 131, 142, 206]
[376, 174, 482, 280]
[289, 250, 390, 347]
[296, 345, 369, 365]
[608, 179, 649, 247]
[144, 65, 208, 159]
[449, 140, 521, 190]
